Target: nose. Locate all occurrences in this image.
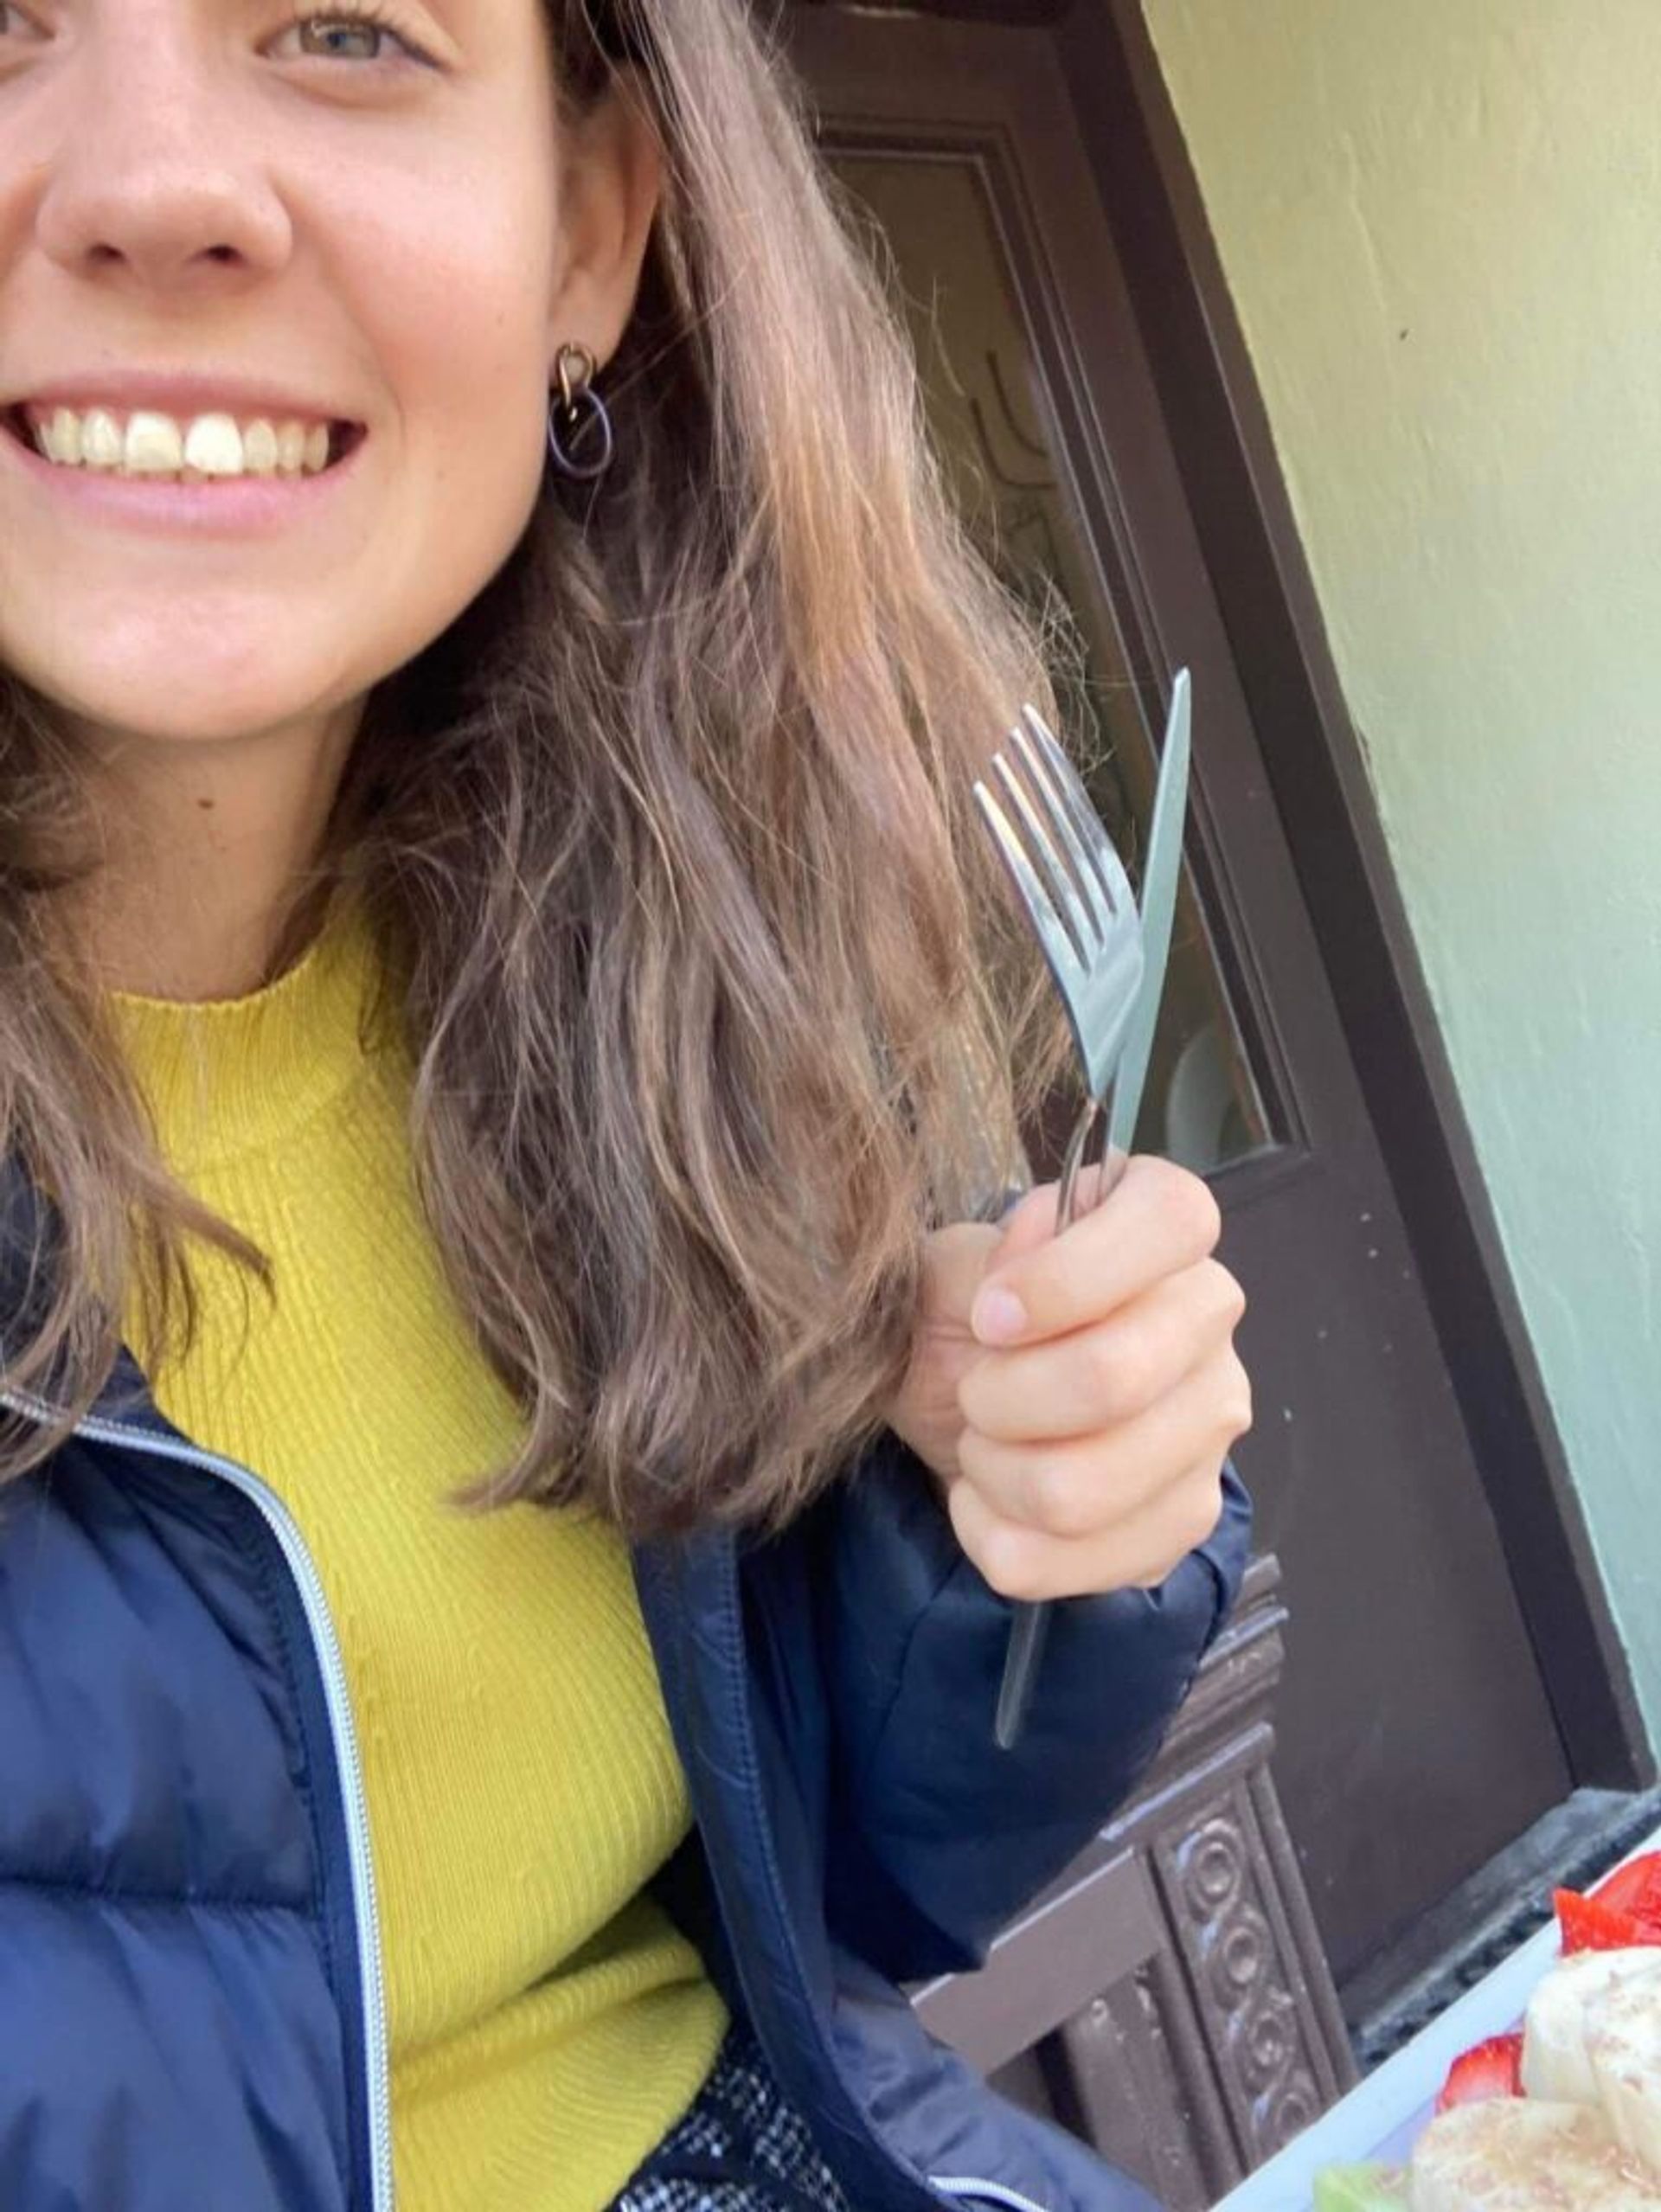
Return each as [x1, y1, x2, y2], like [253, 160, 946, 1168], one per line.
[34, 16, 292, 293]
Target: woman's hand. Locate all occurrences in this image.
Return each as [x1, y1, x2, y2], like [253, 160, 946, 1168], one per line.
[888, 1158, 1251, 1600]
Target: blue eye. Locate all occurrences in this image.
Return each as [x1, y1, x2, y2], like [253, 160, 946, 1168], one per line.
[301, 18, 386, 57]
[281, 9, 426, 65]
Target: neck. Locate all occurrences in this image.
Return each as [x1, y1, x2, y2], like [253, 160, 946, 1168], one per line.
[73, 708, 362, 1001]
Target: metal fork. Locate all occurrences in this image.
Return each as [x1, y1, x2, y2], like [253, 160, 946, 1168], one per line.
[976, 705, 1146, 1238]
[972, 687, 1170, 1748]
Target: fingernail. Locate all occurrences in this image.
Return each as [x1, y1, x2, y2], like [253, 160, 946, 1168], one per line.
[972, 1286, 1028, 1344]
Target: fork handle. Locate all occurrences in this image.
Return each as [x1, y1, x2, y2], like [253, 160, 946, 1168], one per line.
[993, 1090, 1115, 1748]
[994, 1604, 1052, 1749]
[1054, 1087, 1100, 1231]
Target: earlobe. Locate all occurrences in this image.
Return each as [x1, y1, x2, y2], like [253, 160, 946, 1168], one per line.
[546, 75, 664, 377]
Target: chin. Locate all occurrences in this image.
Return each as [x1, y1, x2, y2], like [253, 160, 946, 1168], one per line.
[5, 645, 364, 753]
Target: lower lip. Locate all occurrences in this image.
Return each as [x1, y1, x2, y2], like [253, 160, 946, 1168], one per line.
[0, 426, 363, 536]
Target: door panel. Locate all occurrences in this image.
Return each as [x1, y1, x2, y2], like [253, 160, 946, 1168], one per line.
[787, 7, 1573, 1981]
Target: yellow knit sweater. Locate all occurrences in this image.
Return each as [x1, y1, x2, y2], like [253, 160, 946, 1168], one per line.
[112, 919, 727, 2212]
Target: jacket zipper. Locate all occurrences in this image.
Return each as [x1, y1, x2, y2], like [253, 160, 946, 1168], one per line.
[22, 1394, 1054, 2212]
[930, 2180, 1049, 2212]
[4, 1393, 394, 2212]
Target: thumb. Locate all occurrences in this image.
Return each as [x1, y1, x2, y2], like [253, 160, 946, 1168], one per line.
[956, 1184, 1061, 1352]
[979, 1163, 1118, 1274]
[984, 1182, 1067, 1269]
[968, 1170, 1112, 1343]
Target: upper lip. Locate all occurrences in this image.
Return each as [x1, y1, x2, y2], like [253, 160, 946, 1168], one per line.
[3, 373, 357, 425]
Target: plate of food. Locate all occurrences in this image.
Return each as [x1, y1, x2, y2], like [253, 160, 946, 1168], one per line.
[1215, 1836, 1661, 2212]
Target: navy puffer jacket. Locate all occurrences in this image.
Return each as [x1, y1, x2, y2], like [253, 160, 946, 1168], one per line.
[0, 1174, 1250, 2212]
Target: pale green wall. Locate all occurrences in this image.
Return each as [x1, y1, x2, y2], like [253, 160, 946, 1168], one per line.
[1142, 0, 1661, 1725]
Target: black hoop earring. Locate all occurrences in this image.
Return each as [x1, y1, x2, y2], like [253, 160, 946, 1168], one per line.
[546, 342, 615, 483]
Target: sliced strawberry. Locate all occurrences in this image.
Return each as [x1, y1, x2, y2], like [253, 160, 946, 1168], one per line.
[1555, 1886, 1654, 1952]
[1592, 1852, 1661, 1936]
[1434, 2031, 1523, 2113]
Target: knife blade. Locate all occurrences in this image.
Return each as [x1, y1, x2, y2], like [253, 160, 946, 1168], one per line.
[1104, 667, 1191, 1172]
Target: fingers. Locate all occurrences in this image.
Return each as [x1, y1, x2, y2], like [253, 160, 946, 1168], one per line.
[971, 1157, 1222, 1349]
[958, 1257, 1245, 1445]
[888, 1222, 1004, 1482]
[948, 1453, 1232, 1602]
[913, 1221, 1002, 1336]
[931, 1157, 1250, 1604]
[954, 1342, 1251, 1541]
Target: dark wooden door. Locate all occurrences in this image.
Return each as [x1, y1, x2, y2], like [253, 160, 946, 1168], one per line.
[786, 4, 1575, 1983]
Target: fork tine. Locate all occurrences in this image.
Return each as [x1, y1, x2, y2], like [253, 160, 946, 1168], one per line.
[1006, 718, 1117, 949]
[991, 747, 1100, 963]
[1020, 707, 1136, 926]
[973, 778, 1090, 1006]
[999, 725, 1119, 951]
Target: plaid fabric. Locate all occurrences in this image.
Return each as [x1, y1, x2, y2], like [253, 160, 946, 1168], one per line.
[609, 2023, 854, 2212]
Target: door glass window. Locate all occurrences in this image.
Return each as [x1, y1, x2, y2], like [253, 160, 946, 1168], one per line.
[830, 148, 1268, 1174]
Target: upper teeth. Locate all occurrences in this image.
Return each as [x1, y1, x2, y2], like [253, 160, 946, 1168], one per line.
[30, 407, 333, 479]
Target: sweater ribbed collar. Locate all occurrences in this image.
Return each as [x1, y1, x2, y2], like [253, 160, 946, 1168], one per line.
[108, 912, 386, 1175]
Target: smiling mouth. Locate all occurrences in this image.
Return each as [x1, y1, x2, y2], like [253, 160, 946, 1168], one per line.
[3, 402, 365, 483]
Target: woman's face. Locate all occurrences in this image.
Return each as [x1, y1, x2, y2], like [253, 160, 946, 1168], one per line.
[0, 0, 656, 748]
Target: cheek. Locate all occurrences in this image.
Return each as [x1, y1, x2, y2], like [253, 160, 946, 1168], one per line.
[350, 139, 560, 440]
[349, 185, 558, 604]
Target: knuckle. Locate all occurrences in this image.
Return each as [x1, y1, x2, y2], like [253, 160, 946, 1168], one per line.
[945, 1465, 991, 1560]
[1211, 1260, 1247, 1330]
[1144, 1157, 1221, 1253]
[952, 1424, 1001, 1497]
[1222, 1354, 1254, 1440]
[1025, 1457, 1100, 1541]
[975, 1520, 1052, 1602]
[1184, 1177, 1224, 1255]
[1083, 1327, 1142, 1420]
[954, 1362, 990, 1437]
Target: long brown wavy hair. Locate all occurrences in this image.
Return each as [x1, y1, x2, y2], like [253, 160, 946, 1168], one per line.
[0, 0, 1067, 1533]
